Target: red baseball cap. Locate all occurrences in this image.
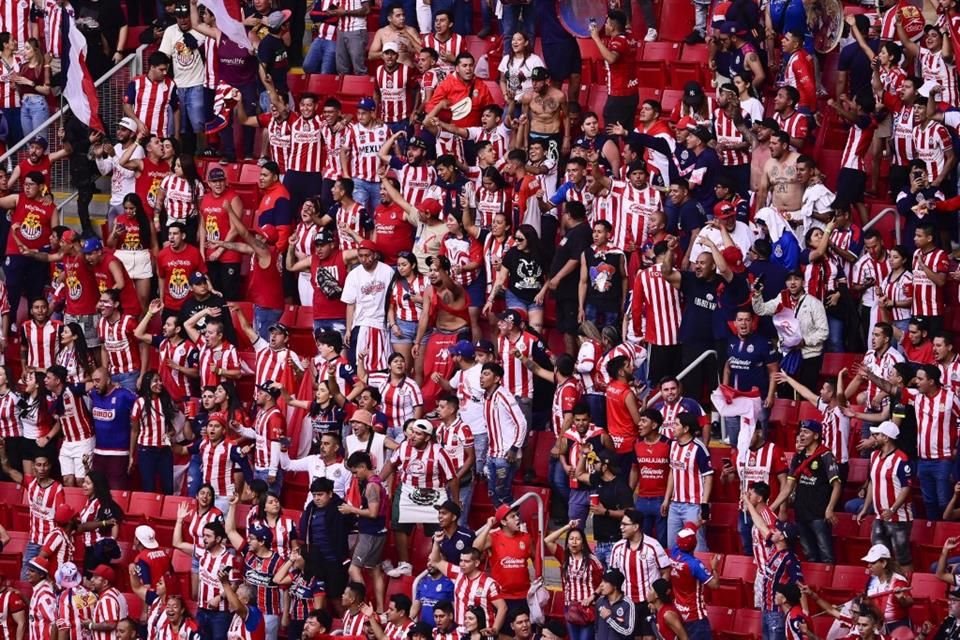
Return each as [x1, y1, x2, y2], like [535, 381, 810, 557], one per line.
[721, 246, 746, 273]
[358, 239, 378, 253]
[494, 504, 518, 523]
[91, 564, 115, 583]
[420, 198, 443, 217]
[254, 225, 279, 245]
[713, 202, 737, 219]
[676, 116, 697, 131]
[54, 503, 76, 525]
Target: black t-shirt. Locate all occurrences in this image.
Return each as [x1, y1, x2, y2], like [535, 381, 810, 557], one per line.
[587, 471, 634, 543]
[549, 222, 592, 301]
[788, 448, 840, 522]
[583, 246, 624, 312]
[502, 247, 544, 303]
[257, 35, 289, 94]
[178, 293, 238, 345]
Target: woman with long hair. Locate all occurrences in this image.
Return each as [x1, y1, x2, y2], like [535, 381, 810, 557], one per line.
[279, 378, 346, 443]
[247, 490, 299, 558]
[356, 352, 423, 441]
[731, 71, 764, 123]
[544, 521, 603, 640]
[646, 579, 687, 640]
[76, 470, 124, 571]
[386, 251, 426, 372]
[462, 193, 514, 336]
[290, 198, 321, 306]
[440, 211, 483, 340]
[460, 605, 489, 640]
[274, 547, 323, 638]
[131, 371, 179, 493]
[180, 483, 224, 597]
[18, 370, 54, 477]
[106, 193, 159, 310]
[0, 366, 22, 471]
[13, 38, 49, 139]
[0, 32, 22, 144]
[213, 381, 248, 439]
[484, 224, 545, 334]
[474, 167, 509, 230]
[878, 245, 913, 334]
[862, 546, 912, 631]
[497, 32, 544, 108]
[56, 322, 95, 385]
[157, 153, 205, 243]
[575, 321, 606, 425]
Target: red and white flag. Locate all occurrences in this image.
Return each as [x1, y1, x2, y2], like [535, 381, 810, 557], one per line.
[62, 9, 104, 133]
[201, 0, 251, 52]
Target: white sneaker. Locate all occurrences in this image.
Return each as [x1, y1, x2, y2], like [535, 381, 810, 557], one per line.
[380, 559, 395, 572]
[386, 561, 413, 578]
[645, 28, 658, 42]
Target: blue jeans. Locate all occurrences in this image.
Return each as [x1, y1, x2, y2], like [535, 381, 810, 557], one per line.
[668, 502, 706, 551]
[303, 38, 337, 74]
[569, 488, 590, 526]
[254, 467, 284, 496]
[584, 305, 619, 329]
[594, 541, 615, 568]
[187, 453, 202, 497]
[585, 393, 606, 429]
[919, 458, 953, 520]
[21, 541, 41, 579]
[254, 306, 284, 341]
[827, 315, 844, 352]
[112, 371, 139, 393]
[762, 610, 785, 640]
[177, 86, 206, 135]
[567, 623, 594, 640]
[353, 178, 381, 212]
[20, 95, 48, 139]
[634, 496, 667, 547]
[265, 613, 280, 640]
[138, 446, 174, 494]
[685, 619, 712, 640]
[486, 456, 516, 506]
[458, 480, 474, 527]
[197, 609, 231, 640]
[845, 497, 865, 514]
[473, 432, 488, 478]
[3, 107, 21, 146]
[499, 4, 533, 52]
[549, 458, 571, 516]
[797, 519, 834, 563]
[738, 511, 753, 556]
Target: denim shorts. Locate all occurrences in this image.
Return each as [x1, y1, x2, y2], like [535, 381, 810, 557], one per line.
[466, 277, 486, 308]
[505, 289, 542, 313]
[391, 319, 419, 345]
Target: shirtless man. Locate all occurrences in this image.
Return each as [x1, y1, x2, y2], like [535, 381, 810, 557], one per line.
[757, 130, 803, 214]
[368, 5, 421, 67]
[520, 67, 571, 161]
[415, 254, 470, 408]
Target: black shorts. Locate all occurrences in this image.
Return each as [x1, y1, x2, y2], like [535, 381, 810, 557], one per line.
[542, 39, 582, 81]
[555, 296, 579, 335]
[309, 552, 349, 599]
[603, 94, 639, 130]
[835, 168, 866, 206]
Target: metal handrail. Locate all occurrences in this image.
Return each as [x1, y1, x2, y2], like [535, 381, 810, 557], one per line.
[644, 350, 718, 406]
[862, 206, 901, 244]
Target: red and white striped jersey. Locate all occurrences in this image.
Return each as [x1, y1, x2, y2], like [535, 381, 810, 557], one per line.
[862, 347, 904, 408]
[920, 47, 959, 105]
[817, 400, 850, 465]
[346, 122, 389, 181]
[436, 130, 466, 164]
[159, 337, 197, 402]
[97, 314, 140, 375]
[0, 390, 18, 438]
[562, 425, 604, 487]
[336, 0, 367, 31]
[200, 439, 243, 498]
[668, 438, 713, 503]
[384, 621, 413, 640]
[26, 476, 64, 544]
[392, 441, 456, 489]
[376, 64, 412, 122]
[28, 580, 56, 640]
[0, 55, 20, 109]
[246, 513, 297, 558]
[292, 223, 318, 256]
[608, 536, 671, 603]
[253, 405, 285, 473]
[444, 565, 501, 631]
[575, 339, 604, 395]
[482, 232, 514, 294]
[595, 180, 660, 251]
[131, 396, 171, 448]
[468, 124, 511, 161]
[773, 111, 809, 147]
[912, 247, 949, 316]
[44, 0, 66, 57]
[631, 264, 681, 346]
[341, 610, 367, 636]
[869, 448, 913, 522]
[196, 546, 235, 611]
[398, 163, 437, 207]
[599, 342, 647, 389]
[440, 233, 481, 287]
[437, 417, 474, 471]
[40, 526, 73, 575]
[92, 587, 128, 640]
[890, 106, 917, 166]
[750, 503, 778, 571]
[53, 386, 94, 443]
[475, 186, 507, 229]
[840, 118, 876, 172]
[366, 372, 423, 430]
[881, 270, 913, 322]
[202, 38, 217, 89]
[311, 0, 337, 39]
[320, 121, 348, 180]
[198, 338, 241, 387]
[421, 33, 465, 73]
[551, 378, 583, 437]
[879, 64, 906, 97]
[22, 319, 61, 371]
[483, 386, 527, 458]
[264, 115, 291, 175]
[389, 274, 426, 322]
[852, 252, 892, 308]
[336, 201, 366, 252]
[56, 586, 96, 640]
[124, 75, 176, 137]
[497, 331, 543, 399]
[940, 355, 960, 395]
[735, 442, 788, 502]
[0, 0, 29, 54]
[419, 68, 444, 103]
[713, 108, 750, 166]
[915, 387, 959, 459]
[913, 120, 953, 183]
[252, 339, 303, 388]
[555, 547, 603, 606]
[287, 113, 325, 174]
[160, 175, 204, 224]
[312, 355, 355, 398]
[187, 506, 224, 553]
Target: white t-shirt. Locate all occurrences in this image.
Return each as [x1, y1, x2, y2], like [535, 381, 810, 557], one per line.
[345, 432, 389, 473]
[497, 53, 546, 96]
[96, 144, 144, 206]
[159, 25, 208, 88]
[341, 261, 394, 327]
[451, 363, 486, 435]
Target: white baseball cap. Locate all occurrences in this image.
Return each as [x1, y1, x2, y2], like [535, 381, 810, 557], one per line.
[383, 41, 399, 53]
[861, 543, 892, 563]
[118, 116, 138, 132]
[869, 421, 900, 440]
[135, 524, 159, 550]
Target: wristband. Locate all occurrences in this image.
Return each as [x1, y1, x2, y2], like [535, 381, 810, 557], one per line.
[700, 503, 710, 521]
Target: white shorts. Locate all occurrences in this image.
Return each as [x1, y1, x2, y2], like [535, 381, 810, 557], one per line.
[298, 272, 314, 307]
[115, 249, 153, 280]
[60, 437, 95, 478]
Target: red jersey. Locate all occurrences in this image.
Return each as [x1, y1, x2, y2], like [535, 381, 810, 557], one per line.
[21, 318, 61, 371]
[91, 588, 127, 640]
[425, 74, 495, 128]
[734, 442, 788, 503]
[782, 49, 816, 111]
[247, 246, 284, 310]
[869, 448, 913, 522]
[286, 113, 324, 174]
[51, 385, 94, 443]
[197, 337, 240, 387]
[253, 405, 285, 473]
[310, 252, 348, 320]
[62, 254, 100, 315]
[398, 163, 436, 207]
[157, 244, 206, 311]
[603, 33, 638, 96]
[915, 387, 959, 459]
[631, 264, 681, 346]
[605, 380, 637, 453]
[25, 476, 64, 545]
[608, 536, 670, 603]
[374, 203, 415, 266]
[16, 156, 51, 192]
[136, 157, 171, 218]
[200, 191, 242, 262]
[125, 75, 176, 137]
[488, 530, 533, 599]
[376, 63, 413, 122]
[346, 122, 390, 182]
[28, 580, 56, 640]
[134, 548, 172, 586]
[97, 314, 140, 375]
[7, 195, 54, 255]
[667, 549, 712, 622]
[91, 253, 140, 318]
[158, 337, 197, 402]
[131, 396, 171, 448]
[497, 330, 544, 400]
[444, 565, 502, 631]
[551, 378, 582, 437]
[634, 435, 671, 498]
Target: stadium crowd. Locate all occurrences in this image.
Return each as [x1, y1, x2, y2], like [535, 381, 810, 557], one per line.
[7, 0, 960, 638]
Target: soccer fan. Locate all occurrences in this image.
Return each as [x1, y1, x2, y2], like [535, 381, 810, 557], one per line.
[648, 377, 707, 441]
[123, 51, 179, 138]
[89, 367, 137, 490]
[0, 172, 57, 317]
[219, 568, 267, 640]
[233, 306, 304, 389]
[427, 538, 507, 636]
[36, 503, 75, 575]
[25, 556, 54, 640]
[586, 10, 636, 128]
[94, 289, 146, 392]
[631, 243, 682, 383]
[662, 413, 713, 550]
[55, 562, 97, 640]
[87, 564, 128, 640]
[281, 431, 352, 503]
[157, 222, 206, 317]
[20, 297, 61, 373]
[425, 52, 494, 130]
[478, 362, 527, 506]
[171, 513, 235, 638]
[360, 595, 414, 640]
[158, 3, 208, 154]
[373, 42, 416, 133]
[133, 299, 199, 404]
[369, 5, 421, 66]
[184, 309, 242, 386]
[119, 134, 173, 223]
[667, 523, 718, 638]
[474, 505, 534, 617]
[42, 365, 94, 487]
[342, 240, 395, 372]
[95, 118, 145, 229]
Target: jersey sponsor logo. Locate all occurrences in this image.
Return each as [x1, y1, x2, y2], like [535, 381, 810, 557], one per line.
[169, 267, 190, 299]
[20, 210, 44, 241]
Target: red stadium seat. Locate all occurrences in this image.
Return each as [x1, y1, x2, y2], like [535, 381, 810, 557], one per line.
[587, 87, 608, 121]
[716, 608, 761, 639]
[911, 572, 949, 603]
[63, 486, 87, 512]
[160, 496, 195, 521]
[821, 564, 868, 601]
[815, 150, 843, 191]
[238, 163, 261, 185]
[800, 562, 833, 590]
[821, 353, 863, 380]
[634, 61, 667, 90]
[660, 89, 683, 114]
[720, 554, 757, 586]
[4, 532, 27, 554]
[641, 42, 681, 62]
[127, 492, 164, 519]
[531, 431, 554, 486]
[306, 74, 340, 97]
[797, 400, 821, 423]
[287, 72, 306, 101]
[172, 549, 192, 574]
[705, 606, 735, 633]
[341, 75, 375, 98]
[657, 0, 696, 42]
[695, 551, 723, 574]
[637, 87, 663, 106]
[124, 593, 144, 622]
[680, 44, 709, 65]
[666, 61, 704, 89]
[0, 553, 21, 577]
[0, 482, 22, 506]
[483, 81, 505, 106]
